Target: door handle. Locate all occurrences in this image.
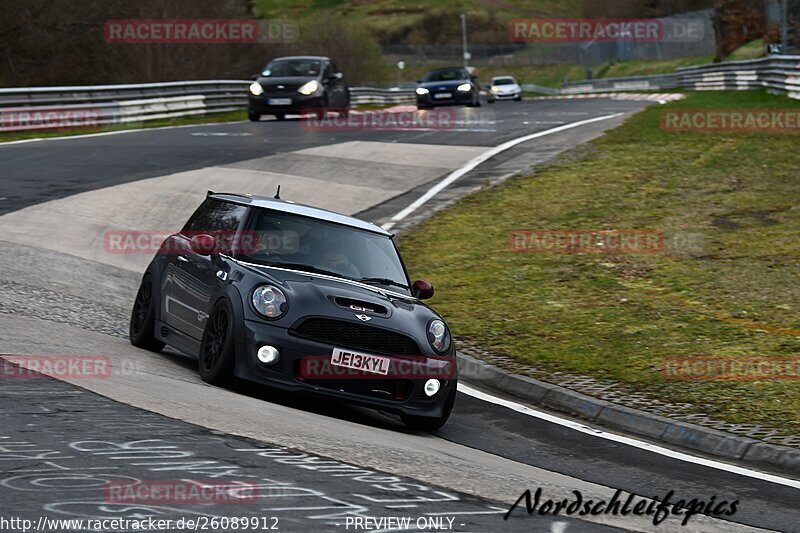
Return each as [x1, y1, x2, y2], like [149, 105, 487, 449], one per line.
[177, 255, 189, 263]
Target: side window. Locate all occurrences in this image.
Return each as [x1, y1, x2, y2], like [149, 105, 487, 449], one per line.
[322, 62, 333, 79]
[182, 199, 248, 253]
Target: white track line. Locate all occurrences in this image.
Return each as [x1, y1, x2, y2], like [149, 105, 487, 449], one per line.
[381, 113, 624, 231]
[459, 383, 800, 490]
[0, 120, 247, 146]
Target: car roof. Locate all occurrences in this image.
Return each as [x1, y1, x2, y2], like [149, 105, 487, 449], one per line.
[208, 192, 392, 237]
[492, 75, 516, 80]
[269, 56, 329, 61]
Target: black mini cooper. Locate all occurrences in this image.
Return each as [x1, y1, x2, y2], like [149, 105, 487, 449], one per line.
[129, 192, 457, 430]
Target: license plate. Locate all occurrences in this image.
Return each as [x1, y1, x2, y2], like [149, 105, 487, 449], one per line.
[433, 93, 452, 99]
[331, 347, 390, 375]
[268, 98, 291, 105]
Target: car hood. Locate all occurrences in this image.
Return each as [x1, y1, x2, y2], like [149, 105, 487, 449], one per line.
[418, 79, 469, 90]
[240, 264, 444, 347]
[494, 84, 519, 91]
[256, 76, 316, 89]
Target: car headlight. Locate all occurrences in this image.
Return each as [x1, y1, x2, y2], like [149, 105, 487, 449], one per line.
[457, 83, 471, 92]
[427, 319, 451, 353]
[491, 86, 500, 93]
[252, 285, 287, 319]
[416, 87, 429, 95]
[249, 82, 264, 96]
[298, 80, 319, 96]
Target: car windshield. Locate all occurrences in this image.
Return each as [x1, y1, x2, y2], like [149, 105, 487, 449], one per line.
[261, 59, 321, 78]
[493, 78, 515, 85]
[423, 68, 469, 82]
[238, 208, 410, 293]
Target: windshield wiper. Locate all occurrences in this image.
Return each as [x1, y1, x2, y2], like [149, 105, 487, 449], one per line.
[355, 277, 409, 290]
[260, 262, 345, 279]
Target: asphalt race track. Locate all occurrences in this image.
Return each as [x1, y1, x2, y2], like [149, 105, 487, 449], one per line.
[1, 99, 798, 532]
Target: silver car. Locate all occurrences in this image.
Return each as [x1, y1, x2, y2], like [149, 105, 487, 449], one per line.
[488, 76, 522, 103]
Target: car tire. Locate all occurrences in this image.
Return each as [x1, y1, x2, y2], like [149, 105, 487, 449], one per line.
[129, 274, 165, 352]
[514, 95, 522, 101]
[488, 98, 495, 104]
[248, 112, 261, 122]
[199, 299, 236, 386]
[401, 383, 457, 431]
[274, 113, 286, 121]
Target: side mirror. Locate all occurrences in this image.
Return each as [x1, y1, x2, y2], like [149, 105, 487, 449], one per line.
[416, 79, 422, 84]
[190, 234, 217, 256]
[470, 75, 478, 81]
[251, 74, 259, 80]
[412, 280, 434, 300]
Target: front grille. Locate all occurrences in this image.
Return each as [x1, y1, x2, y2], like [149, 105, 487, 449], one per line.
[291, 318, 420, 356]
[302, 377, 412, 401]
[262, 84, 301, 95]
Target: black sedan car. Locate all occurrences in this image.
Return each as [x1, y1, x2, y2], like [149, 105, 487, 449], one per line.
[416, 67, 481, 109]
[129, 192, 457, 430]
[247, 56, 349, 121]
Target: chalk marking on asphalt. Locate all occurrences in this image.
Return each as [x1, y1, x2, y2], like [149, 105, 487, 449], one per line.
[459, 383, 800, 490]
[381, 113, 624, 231]
[0, 121, 248, 146]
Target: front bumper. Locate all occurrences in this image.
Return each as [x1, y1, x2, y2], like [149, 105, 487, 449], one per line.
[247, 93, 326, 115]
[489, 91, 520, 100]
[416, 90, 475, 107]
[233, 319, 458, 418]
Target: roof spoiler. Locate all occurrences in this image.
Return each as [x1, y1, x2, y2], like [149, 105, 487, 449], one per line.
[206, 190, 215, 197]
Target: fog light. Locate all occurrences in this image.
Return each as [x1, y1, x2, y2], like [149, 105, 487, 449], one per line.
[424, 379, 441, 397]
[257, 345, 280, 365]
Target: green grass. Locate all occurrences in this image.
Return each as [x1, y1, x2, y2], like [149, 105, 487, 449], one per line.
[398, 90, 800, 436]
[0, 110, 246, 143]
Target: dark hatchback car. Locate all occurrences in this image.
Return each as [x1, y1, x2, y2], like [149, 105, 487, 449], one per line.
[129, 192, 457, 430]
[247, 56, 349, 121]
[416, 67, 481, 109]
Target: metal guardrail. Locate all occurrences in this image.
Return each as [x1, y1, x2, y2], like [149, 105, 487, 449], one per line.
[560, 73, 680, 94]
[348, 86, 415, 105]
[677, 55, 800, 98]
[0, 81, 419, 132]
[2, 56, 799, 133]
[559, 55, 800, 99]
[0, 80, 249, 132]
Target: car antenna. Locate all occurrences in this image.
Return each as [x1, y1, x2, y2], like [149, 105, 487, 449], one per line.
[274, 185, 281, 199]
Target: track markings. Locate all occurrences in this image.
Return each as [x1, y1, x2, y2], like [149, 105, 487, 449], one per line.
[459, 383, 800, 490]
[381, 113, 624, 231]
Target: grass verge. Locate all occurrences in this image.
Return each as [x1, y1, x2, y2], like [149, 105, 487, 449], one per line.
[399, 90, 800, 436]
[0, 110, 246, 144]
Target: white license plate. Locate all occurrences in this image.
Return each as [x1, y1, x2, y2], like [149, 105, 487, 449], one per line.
[268, 98, 292, 105]
[331, 347, 390, 375]
[433, 93, 452, 99]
